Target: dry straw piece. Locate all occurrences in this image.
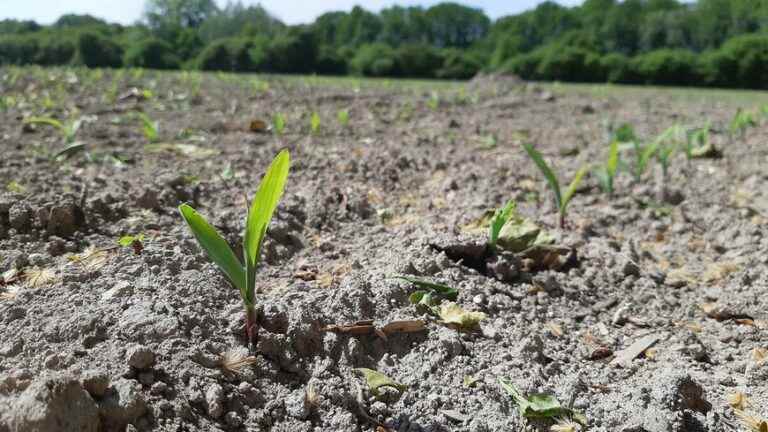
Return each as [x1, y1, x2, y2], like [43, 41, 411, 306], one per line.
[219, 349, 257, 374]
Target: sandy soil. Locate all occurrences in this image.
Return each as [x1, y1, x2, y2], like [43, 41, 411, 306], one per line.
[0, 68, 767, 432]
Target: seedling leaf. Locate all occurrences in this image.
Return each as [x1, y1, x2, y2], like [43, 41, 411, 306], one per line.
[355, 368, 407, 399]
[499, 378, 587, 425]
[396, 276, 458, 301]
[489, 200, 516, 248]
[522, 143, 561, 209]
[561, 165, 588, 214]
[243, 150, 290, 306]
[179, 204, 246, 293]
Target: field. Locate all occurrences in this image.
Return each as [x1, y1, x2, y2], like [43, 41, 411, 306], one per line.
[1, 66, 768, 432]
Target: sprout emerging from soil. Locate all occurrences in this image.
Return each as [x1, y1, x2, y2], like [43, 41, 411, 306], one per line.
[489, 200, 516, 249]
[337, 109, 349, 127]
[521, 143, 588, 228]
[595, 141, 619, 195]
[179, 150, 290, 347]
[24, 116, 81, 144]
[273, 113, 286, 136]
[310, 111, 321, 135]
[136, 112, 159, 143]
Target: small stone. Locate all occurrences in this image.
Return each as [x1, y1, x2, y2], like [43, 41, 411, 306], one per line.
[99, 379, 147, 429]
[149, 381, 167, 396]
[2, 373, 99, 432]
[101, 281, 133, 303]
[27, 253, 49, 267]
[135, 188, 160, 210]
[137, 371, 154, 386]
[205, 384, 225, 419]
[8, 203, 31, 232]
[126, 345, 155, 370]
[81, 372, 110, 398]
[225, 411, 243, 427]
[285, 389, 309, 420]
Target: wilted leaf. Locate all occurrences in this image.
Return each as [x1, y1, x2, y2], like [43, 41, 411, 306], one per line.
[499, 378, 586, 424]
[355, 368, 406, 400]
[438, 302, 485, 329]
[702, 262, 739, 282]
[752, 347, 768, 366]
[727, 392, 751, 411]
[519, 245, 575, 272]
[24, 267, 57, 287]
[496, 216, 555, 253]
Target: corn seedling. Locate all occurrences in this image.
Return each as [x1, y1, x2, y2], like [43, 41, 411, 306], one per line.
[136, 112, 159, 143]
[521, 143, 588, 228]
[685, 122, 710, 160]
[499, 378, 587, 426]
[427, 92, 440, 111]
[337, 109, 350, 127]
[179, 150, 290, 347]
[310, 111, 321, 134]
[730, 108, 756, 139]
[595, 141, 619, 195]
[24, 116, 81, 144]
[489, 200, 516, 249]
[631, 140, 659, 182]
[273, 113, 286, 136]
[118, 234, 145, 255]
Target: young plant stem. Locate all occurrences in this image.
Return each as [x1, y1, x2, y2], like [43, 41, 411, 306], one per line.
[245, 304, 258, 348]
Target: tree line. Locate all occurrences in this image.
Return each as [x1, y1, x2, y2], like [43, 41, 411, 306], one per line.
[2, 0, 768, 87]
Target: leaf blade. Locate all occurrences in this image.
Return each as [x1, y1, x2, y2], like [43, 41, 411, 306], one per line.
[561, 165, 589, 213]
[243, 150, 291, 305]
[179, 204, 245, 294]
[522, 143, 561, 209]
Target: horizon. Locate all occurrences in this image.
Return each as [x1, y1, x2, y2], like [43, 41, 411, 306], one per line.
[1, 0, 582, 26]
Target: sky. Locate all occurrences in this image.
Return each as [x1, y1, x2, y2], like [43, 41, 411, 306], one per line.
[0, 0, 583, 26]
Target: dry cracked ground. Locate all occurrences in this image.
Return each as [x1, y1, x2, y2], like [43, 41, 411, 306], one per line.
[1, 68, 768, 432]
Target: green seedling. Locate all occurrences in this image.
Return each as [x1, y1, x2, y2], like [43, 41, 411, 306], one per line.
[273, 113, 286, 136]
[499, 378, 587, 426]
[730, 108, 756, 139]
[427, 92, 440, 111]
[631, 140, 659, 182]
[489, 200, 516, 249]
[657, 142, 675, 179]
[355, 368, 407, 401]
[595, 141, 620, 195]
[613, 122, 637, 143]
[337, 109, 350, 127]
[310, 111, 321, 135]
[24, 116, 81, 144]
[179, 150, 290, 347]
[686, 123, 719, 159]
[136, 112, 159, 143]
[397, 276, 458, 309]
[118, 234, 145, 255]
[521, 143, 588, 228]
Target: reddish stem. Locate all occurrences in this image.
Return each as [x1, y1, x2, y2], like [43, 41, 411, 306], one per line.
[245, 305, 258, 350]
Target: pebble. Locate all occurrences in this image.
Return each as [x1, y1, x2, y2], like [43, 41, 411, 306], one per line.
[126, 345, 155, 370]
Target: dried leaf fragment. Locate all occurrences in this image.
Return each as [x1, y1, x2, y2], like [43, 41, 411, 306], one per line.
[438, 302, 486, 330]
[727, 392, 751, 411]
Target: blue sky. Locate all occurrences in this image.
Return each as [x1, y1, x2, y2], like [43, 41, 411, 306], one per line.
[1, 1, 582, 25]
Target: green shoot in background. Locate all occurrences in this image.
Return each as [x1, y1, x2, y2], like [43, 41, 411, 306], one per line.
[24, 116, 81, 144]
[179, 150, 290, 347]
[273, 112, 286, 136]
[310, 111, 321, 134]
[137, 112, 159, 143]
[632, 140, 659, 182]
[427, 92, 440, 111]
[521, 143, 588, 228]
[489, 200, 516, 248]
[337, 109, 350, 127]
[595, 141, 619, 195]
[730, 108, 756, 139]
